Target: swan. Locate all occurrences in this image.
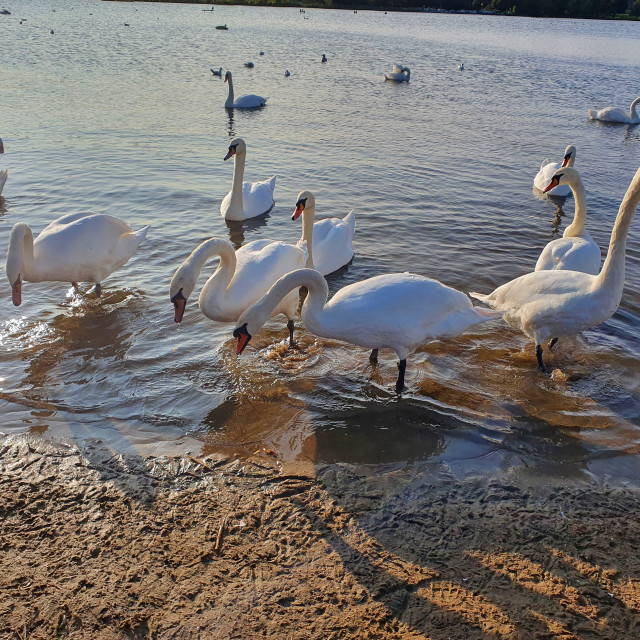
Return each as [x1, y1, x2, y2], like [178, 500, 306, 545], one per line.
[385, 64, 410, 82]
[533, 144, 576, 196]
[169, 238, 306, 344]
[224, 71, 267, 109]
[233, 269, 502, 392]
[292, 191, 355, 276]
[535, 166, 601, 275]
[210, 67, 223, 76]
[588, 98, 640, 124]
[220, 138, 276, 221]
[471, 164, 640, 373]
[5, 213, 149, 306]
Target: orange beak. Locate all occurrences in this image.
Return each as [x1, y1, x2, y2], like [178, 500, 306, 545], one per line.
[224, 147, 236, 161]
[11, 280, 21, 306]
[236, 332, 250, 355]
[543, 177, 559, 193]
[292, 201, 304, 221]
[561, 155, 571, 167]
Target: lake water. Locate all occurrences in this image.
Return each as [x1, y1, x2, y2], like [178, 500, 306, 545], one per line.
[1, 0, 639, 483]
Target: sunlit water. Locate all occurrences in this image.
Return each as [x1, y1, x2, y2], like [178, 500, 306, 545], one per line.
[1, 0, 639, 483]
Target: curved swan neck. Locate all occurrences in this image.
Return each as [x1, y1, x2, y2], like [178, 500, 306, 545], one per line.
[6, 223, 35, 282]
[630, 97, 640, 120]
[245, 269, 328, 335]
[563, 175, 588, 237]
[301, 205, 315, 269]
[597, 165, 640, 291]
[228, 151, 246, 215]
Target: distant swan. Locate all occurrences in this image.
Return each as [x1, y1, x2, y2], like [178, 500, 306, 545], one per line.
[6, 213, 149, 305]
[170, 238, 306, 344]
[385, 64, 410, 82]
[536, 166, 601, 275]
[234, 269, 502, 392]
[471, 164, 640, 373]
[533, 144, 576, 196]
[220, 137, 276, 221]
[224, 71, 267, 109]
[292, 191, 355, 275]
[210, 67, 223, 76]
[588, 97, 640, 124]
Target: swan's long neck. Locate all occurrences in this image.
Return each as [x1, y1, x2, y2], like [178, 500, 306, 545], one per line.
[225, 77, 235, 108]
[597, 165, 640, 293]
[6, 223, 36, 282]
[631, 97, 640, 121]
[177, 238, 236, 305]
[301, 206, 316, 269]
[246, 269, 329, 336]
[563, 176, 588, 238]
[227, 152, 246, 216]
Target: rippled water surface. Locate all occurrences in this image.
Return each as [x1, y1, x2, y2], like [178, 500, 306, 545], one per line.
[1, 0, 639, 481]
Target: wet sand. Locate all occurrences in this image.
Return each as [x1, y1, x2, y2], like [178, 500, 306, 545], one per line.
[1, 435, 639, 639]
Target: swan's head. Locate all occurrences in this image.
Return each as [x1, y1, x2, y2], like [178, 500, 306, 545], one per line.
[224, 70, 232, 83]
[6, 223, 28, 306]
[169, 264, 198, 323]
[292, 190, 315, 221]
[233, 291, 275, 355]
[232, 321, 252, 355]
[544, 166, 580, 193]
[224, 137, 246, 161]
[561, 145, 577, 168]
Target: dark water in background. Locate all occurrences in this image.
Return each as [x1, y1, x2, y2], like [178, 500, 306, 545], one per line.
[1, 0, 639, 482]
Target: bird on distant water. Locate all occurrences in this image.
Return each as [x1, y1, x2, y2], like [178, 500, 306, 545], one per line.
[244, 62, 254, 68]
[284, 70, 290, 77]
[211, 67, 223, 76]
[321, 54, 327, 62]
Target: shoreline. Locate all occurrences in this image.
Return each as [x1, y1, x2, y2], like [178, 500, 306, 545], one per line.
[2, 434, 639, 638]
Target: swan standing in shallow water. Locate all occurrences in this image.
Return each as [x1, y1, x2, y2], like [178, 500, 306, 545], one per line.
[533, 144, 576, 196]
[6, 213, 149, 306]
[292, 191, 355, 276]
[233, 269, 502, 392]
[535, 167, 601, 274]
[471, 165, 640, 373]
[220, 138, 276, 221]
[170, 238, 306, 344]
[224, 71, 267, 109]
[588, 97, 640, 124]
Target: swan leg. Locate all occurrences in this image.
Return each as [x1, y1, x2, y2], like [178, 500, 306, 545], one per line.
[71, 282, 79, 291]
[94, 283, 102, 297]
[549, 337, 558, 350]
[287, 320, 295, 347]
[369, 349, 378, 363]
[536, 344, 549, 375]
[395, 359, 407, 393]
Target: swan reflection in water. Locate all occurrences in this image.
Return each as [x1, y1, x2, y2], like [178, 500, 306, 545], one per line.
[226, 108, 235, 137]
[225, 212, 270, 249]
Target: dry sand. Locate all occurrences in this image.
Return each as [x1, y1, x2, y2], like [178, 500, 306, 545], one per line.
[1, 435, 639, 639]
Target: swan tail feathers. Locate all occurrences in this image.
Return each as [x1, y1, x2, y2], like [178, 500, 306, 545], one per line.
[132, 225, 150, 246]
[345, 209, 356, 235]
[588, 109, 597, 120]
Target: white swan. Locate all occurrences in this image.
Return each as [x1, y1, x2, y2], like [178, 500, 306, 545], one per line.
[385, 64, 410, 82]
[233, 269, 502, 392]
[210, 67, 223, 76]
[535, 166, 600, 275]
[292, 191, 355, 276]
[224, 71, 267, 109]
[588, 97, 640, 124]
[220, 138, 276, 221]
[5, 213, 149, 306]
[471, 164, 640, 373]
[533, 144, 576, 196]
[169, 238, 306, 344]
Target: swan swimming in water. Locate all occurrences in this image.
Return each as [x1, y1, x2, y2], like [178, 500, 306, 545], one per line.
[535, 166, 601, 275]
[233, 269, 502, 392]
[533, 144, 576, 197]
[224, 71, 267, 109]
[5, 213, 149, 305]
[471, 164, 640, 373]
[588, 97, 640, 124]
[220, 138, 276, 221]
[385, 64, 410, 82]
[292, 191, 355, 276]
[170, 238, 306, 344]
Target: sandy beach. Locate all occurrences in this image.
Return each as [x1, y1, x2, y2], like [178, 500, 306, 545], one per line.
[1, 435, 639, 639]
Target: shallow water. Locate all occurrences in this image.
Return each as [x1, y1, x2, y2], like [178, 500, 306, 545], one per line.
[1, 0, 639, 483]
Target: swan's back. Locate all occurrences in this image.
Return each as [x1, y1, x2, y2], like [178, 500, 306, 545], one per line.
[308, 211, 355, 275]
[233, 94, 267, 108]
